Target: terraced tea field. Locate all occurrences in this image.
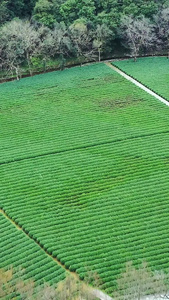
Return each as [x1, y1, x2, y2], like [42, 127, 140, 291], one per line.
[1, 62, 169, 296]
[0, 214, 66, 288]
[113, 56, 169, 101]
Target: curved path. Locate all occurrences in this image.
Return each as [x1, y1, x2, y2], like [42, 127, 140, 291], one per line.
[105, 62, 169, 107]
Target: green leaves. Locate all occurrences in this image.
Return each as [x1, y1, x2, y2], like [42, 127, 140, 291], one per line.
[1, 62, 169, 295]
[33, 0, 56, 27]
[114, 57, 169, 101]
[0, 214, 66, 297]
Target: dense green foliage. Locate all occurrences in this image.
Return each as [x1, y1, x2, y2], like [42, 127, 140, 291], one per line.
[114, 57, 169, 101]
[0, 214, 66, 294]
[1, 1, 169, 78]
[3, 0, 168, 26]
[1, 0, 36, 20]
[1, 62, 169, 294]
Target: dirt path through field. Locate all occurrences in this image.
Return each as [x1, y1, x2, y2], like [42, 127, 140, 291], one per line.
[0, 209, 114, 300]
[105, 62, 169, 107]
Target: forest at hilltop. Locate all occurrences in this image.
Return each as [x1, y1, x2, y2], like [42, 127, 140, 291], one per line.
[0, 0, 169, 79]
[1, 0, 169, 27]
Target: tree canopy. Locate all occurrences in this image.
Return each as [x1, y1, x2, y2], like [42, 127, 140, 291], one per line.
[0, 0, 169, 79]
[2, 0, 169, 26]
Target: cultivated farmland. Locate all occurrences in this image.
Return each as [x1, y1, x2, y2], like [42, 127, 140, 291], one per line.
[113, 56, 169, 101]
[0, 214, 66, 288]
[1, 63, 169, 296]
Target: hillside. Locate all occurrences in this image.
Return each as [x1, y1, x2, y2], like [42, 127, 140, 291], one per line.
[1, 61, 169, 297]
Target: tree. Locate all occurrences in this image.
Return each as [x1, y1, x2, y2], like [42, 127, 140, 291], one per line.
[23, 0, 37, 17]
[52, 0, 68, 23]
[0, 267, 35, 299]
[0, 1, 9, 25]
[93, 24, 112, 61]
[5, 0, 37, 19]
[120, 0, 159, 19]
[0, 267, 96, 299]
[33, 0, 56, 27]
[119, 15, 155, 61]
[40, 23, 72, 63]
[0, 21, 24, 79]
[55, 275, 96, 300]
[0, 19, 41, 79]
[6, 0, 25, 19]
[69, 19, 96, 64]
[18, 20, 41, 75]
[60, 0, 96, 25]
[153, 7, 169, 57]
[114, 261, 169, 300]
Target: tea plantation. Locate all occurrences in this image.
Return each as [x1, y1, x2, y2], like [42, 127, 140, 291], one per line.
[1, 62, 169, 296]
[113, 56, 169, 101]
[0, 214, 66, 287]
